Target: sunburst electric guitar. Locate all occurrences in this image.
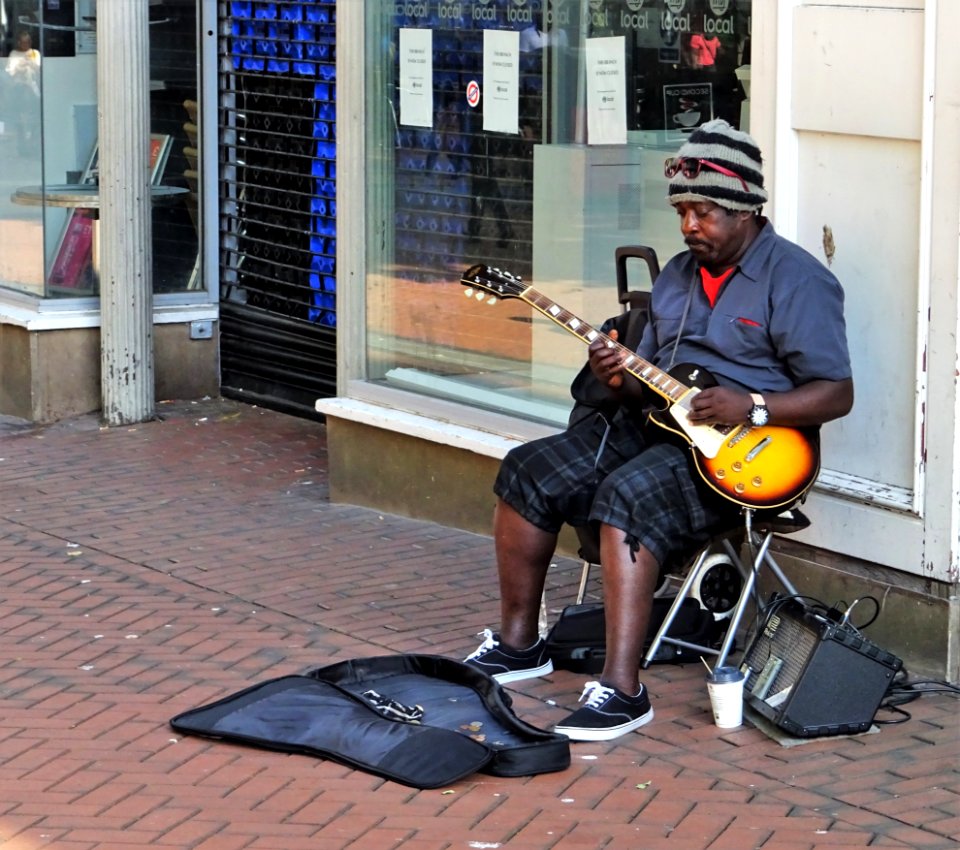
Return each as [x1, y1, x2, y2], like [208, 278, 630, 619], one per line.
[460, 263, 819, 510]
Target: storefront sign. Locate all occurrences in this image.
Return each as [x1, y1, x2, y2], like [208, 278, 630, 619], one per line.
[399, 28, 433, 128]
[483, 29, 520, 134]
[438, 3, 462, 21]
[585, 36, 627, 145]
[466, 80, 480, 109]
[546, 0, 572, 27]
[663, 82, 713, 141]
[588, 0, 609, 28]
[473, 0, 497, 22]
[394, 3, 429, 18]
[507, 0, 534, 25]
[620, 0, 653, 31]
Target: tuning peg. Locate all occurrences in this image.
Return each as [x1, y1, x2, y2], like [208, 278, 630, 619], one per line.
[474, 291, 485, 301]
[487, 296, 497, 305]
[463, 288, 473, 297]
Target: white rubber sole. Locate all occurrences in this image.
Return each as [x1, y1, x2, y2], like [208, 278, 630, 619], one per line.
[554, 707, 654, 741]
[490, 659, 554, 684]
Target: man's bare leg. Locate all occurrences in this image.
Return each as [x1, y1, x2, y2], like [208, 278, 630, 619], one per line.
[597, 522, 660, 696]
[493, 498, 557, 650]
[552, 522, 658, 740]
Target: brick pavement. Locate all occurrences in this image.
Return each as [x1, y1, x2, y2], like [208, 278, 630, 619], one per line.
[0, 397, 956, 850]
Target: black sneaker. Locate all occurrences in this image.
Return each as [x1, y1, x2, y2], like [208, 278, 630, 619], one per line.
[464, 629, 554, 683]
[553, 681, 654, 741]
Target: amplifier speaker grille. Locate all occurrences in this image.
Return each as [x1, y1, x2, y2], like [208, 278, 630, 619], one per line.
[742, 595, 902, 737]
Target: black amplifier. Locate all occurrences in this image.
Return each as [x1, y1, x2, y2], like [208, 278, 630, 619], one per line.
[741, 594, 902, 738]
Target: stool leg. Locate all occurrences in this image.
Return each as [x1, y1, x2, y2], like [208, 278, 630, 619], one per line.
[541, 557, 595, 636]
[642, 545, 712, 667]
[712, 546, 761, 669]
[753, 546, 799, 598]
[576, 560, 592, 605]
[716, 531, 796, 667]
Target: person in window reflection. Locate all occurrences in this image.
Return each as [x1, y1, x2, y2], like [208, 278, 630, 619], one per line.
[6, 30, 41, 155]
[687, 32, 720, 70]
[464, 119, 854, 742]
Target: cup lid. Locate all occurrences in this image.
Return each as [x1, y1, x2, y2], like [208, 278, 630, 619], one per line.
[707, 665, 744, 684]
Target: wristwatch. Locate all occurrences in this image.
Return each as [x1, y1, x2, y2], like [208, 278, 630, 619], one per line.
[747, 393, 769, 427]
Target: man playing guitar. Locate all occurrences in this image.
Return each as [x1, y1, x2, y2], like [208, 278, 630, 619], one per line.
[465, 119, 854, 742]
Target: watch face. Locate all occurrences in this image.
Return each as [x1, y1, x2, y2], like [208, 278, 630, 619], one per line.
[749, 405, 769, 427]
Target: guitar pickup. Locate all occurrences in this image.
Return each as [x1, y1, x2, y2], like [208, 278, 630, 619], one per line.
[744, 436, 772, 462]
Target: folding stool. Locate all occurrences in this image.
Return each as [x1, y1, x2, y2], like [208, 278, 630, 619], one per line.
[571, 506, 807, 671]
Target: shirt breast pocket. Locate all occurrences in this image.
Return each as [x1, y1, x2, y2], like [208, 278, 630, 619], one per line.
[713, 311, 770, 360]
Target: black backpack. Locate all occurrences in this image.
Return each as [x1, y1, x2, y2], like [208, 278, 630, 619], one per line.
[545, 598, 724, 673]
[567, 305, 651, 429]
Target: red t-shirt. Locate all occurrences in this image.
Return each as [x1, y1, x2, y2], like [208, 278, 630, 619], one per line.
[690, 34, 720, 67]
[700, 266, 735, 307]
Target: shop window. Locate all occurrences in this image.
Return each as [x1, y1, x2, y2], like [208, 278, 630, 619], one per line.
[364, 0, 752, 426]
[0, 0, 200, 300]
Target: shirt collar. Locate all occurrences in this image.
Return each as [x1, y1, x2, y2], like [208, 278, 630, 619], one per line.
[734, 217, 775, 282]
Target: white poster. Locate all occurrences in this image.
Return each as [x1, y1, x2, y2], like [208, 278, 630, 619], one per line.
[76, 0, 97, 54]
[482, 30, 519, 135]
[399, 28, 433, 128]
[585, 36, 627, 145]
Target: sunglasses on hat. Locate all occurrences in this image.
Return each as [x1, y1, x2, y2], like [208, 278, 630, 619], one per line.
[664, 157, 749, 193]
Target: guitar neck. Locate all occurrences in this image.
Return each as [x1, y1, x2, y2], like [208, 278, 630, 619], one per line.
[518, 285, 690, 404]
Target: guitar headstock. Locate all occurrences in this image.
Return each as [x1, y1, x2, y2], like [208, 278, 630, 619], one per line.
[461, 264, 526, 302]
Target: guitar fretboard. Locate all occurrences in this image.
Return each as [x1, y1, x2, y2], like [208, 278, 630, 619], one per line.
[520, 286, 691, 405]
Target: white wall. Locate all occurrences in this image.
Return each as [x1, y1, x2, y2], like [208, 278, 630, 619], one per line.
[754, 1, 960, 583]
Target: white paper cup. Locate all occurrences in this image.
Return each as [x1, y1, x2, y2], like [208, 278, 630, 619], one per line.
[706, 666, 745, 729]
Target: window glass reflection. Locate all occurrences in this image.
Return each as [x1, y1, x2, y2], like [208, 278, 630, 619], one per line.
[0, 0, 199, 300]
[365, 1, 755, 426]
[0, 13, 44, 295]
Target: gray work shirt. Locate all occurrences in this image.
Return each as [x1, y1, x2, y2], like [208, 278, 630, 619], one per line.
[638, 219, 852, 393]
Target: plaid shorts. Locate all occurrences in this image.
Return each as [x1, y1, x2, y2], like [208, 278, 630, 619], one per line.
[493, 409, 737, 566]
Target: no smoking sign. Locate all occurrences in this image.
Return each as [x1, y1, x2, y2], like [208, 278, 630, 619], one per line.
[466, 80, 480, 108]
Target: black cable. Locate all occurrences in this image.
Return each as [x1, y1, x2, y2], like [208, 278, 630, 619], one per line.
[873, 670, 959, 724]
[874, 703, 913, 724]
[739, 591, 835, 673]
[839, 595, 880, 630]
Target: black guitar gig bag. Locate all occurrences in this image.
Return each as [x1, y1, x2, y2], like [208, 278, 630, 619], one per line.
[170, 654, 570, 789]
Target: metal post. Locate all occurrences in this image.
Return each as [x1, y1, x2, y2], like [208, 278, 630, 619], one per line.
[97, 2, 154, 425]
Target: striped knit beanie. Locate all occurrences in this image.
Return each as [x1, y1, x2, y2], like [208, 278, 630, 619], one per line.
[667, 119, 768, 212]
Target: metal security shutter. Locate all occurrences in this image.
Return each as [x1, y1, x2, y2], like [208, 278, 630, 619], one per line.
[218, 0, 336, 419]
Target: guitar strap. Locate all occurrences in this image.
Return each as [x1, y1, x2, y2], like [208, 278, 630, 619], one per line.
[666, 271, 699, 372]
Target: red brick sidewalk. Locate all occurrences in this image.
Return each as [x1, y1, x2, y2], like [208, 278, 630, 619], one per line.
[0, 398, 956, 850]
